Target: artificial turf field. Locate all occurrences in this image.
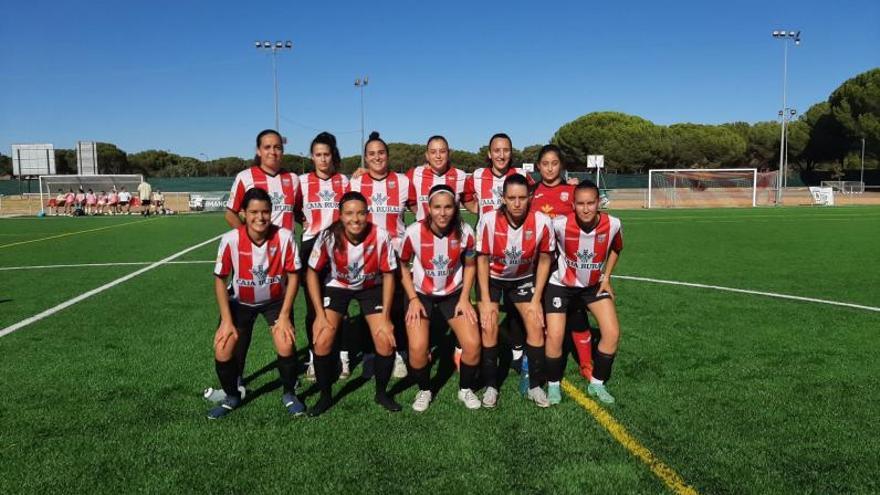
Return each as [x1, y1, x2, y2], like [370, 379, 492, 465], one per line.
[0, 207, 878, 494]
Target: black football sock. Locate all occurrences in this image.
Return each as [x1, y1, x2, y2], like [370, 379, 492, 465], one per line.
[545, 356, 564, 383]
[459, 363, 479, 391]
[215, 359, 241, 400]
[276, 354, 299, 394]
[592, 350, 617, 383]
[525, 344, 546, 389]
[481, 346, 499, 389]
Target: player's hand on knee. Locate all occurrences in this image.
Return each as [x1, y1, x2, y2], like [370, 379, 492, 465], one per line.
[406, 300, 427, 326]
[528, 299, 545, 329]
[272, 317, 296, 346]
[214, 320, 238, 349]
[478, 301, 497, 333]
[455, 299, 477, 326]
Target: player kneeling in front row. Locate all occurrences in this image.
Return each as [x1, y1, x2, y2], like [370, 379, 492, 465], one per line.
[306, 192, 400, 416]
[544, 180, 624, 405]
[400, 185, 482, 412]
[208, 188, 304, 419]
[475, 174, 555, 408]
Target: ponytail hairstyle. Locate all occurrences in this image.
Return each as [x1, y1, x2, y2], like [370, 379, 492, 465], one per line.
[536, 144, 564, 167]
[254, 129, 283, 166]
[485, 132, 513, 166]
[311, 131, 342, 169]
[364, 131, 388, 155]
[425, 184, 463, 237]
[325, 191, 368, 254]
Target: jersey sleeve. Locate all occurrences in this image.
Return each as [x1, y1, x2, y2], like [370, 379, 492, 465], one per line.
[226, 173, 246, 212]
[611, 226, 623, 253]
[214, 235, 233, 277]
[379, 233, 398, 272]
[463, 175, 475, 203]
[308, 233, 330, 271]
[283, 233, 302, 273]
[400, 228, 415, 263]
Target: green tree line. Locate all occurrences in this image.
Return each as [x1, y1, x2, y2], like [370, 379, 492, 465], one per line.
[1, 68, 876, 178]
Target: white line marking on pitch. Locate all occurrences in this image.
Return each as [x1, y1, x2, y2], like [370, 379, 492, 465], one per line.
[0, 235, 223, 339]
[0, 260, 214, 271]
[613, 275, 880, 313]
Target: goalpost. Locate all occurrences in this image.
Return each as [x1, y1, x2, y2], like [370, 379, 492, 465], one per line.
[38, 174, 144, 213]
[647, 168, 765, 208]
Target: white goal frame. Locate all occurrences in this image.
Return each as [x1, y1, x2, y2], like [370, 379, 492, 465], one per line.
[647, 168, 758, 208]
[38, 174, 144, 214]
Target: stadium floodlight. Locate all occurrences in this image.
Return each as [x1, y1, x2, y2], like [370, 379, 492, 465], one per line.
[355, 76, 369, 167]
[771, 28, 801, 205]
[255, 40, 294, 135]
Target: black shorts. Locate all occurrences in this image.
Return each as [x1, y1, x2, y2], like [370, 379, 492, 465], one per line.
[409, 290, 463, 321]
[544, 284, 611, 314]
[119, 201, 129, 206]
[323, 285, 385, 316]
[141, 199, 151, 206]
[476, 276, 536, 305]
[230, 298, 283, 333]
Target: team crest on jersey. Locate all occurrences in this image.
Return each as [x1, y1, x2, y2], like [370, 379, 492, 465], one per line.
[371, 192, 388, 205]
[577, 250, 594, 263]
[251, 265, 269, 285]
[431, 254, 451, 269]
[504, 246, 524, 264]
[366, 245, 375, 255]
[347, 262, 364, 281]
[524, 230, 534, 240]
[597, 234, 607, 243]
[450, 239, 459, 247]
[318, 189, 337, 202]
[282, 177, 291, 186]
[388, 181, 396, 189]
[269, 246, 278, 257]
[560, 192, 569, 201]
[270, 191, 287, 206]
[491, 185, 503, 199]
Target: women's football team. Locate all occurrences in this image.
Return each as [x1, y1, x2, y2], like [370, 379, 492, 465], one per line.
[206, 129, 624, 419]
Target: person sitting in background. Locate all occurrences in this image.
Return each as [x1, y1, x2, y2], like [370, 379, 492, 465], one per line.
[107, 189, 119, 215]
[85, 189, 97, 215]
[49, 189, 65, 216]
[152, 189, 165, 214]
[118, 187, 132, 214]
[96, 191, 107, 215]
[64, 189, 75, 216]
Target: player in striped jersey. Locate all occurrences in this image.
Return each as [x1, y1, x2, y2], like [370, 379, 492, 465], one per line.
[226, 129, 301, 232]
[349, 132, 411, 379]
[298, 132, 353, 382]
[406, 135, 468, 221]
[399, 185, 482, 412]
[530, 144, 597, 383]
[463, 133, 533, 215]
[208, 188, 304, 419]
[544, 180, 624, 405]
[207, 129, 302, 404]
[306, 192, 399, 416]
[475, 174, 555, 408]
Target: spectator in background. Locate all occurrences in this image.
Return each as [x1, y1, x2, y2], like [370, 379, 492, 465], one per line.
[50, 189, 65, 216]
[152, 189, 166, 214]
[64, 189, 75, 216]
[138, 180, 152, 216]
[107, 189, 119, 215]
[118, 187, 132, 214]
[96, 191, 107, 215]
[85, 189, 97, 215]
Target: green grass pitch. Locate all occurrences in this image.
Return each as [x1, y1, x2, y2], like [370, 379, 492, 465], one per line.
[0, 207, 878, 494]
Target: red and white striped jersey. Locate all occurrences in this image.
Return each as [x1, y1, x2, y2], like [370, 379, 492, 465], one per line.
[549, 212, 623, 288]
[214, 225, 301, 306]
[531, 182, 575, 219]
[406, 165, 468, 221]
[349, 172, 410, 254]
[298, 172, 350, 242]
[307, 224, 397, 290]
[400, 221, 476, 296]
[464, 167, 533, 215]
[476, 210, 555, 281]
[227, 166, 301, 231]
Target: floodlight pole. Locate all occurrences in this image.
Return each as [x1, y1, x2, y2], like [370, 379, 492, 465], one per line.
[256, 40, 293, 134]
[354, 76, 369, 167]
[772, 29, 800, 205]
[860, 137, 866, 189]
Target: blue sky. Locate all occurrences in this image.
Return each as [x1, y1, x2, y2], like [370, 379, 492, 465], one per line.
[1, 0, 877, 159]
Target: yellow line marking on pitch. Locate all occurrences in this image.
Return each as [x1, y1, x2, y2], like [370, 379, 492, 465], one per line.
[562, 380, 700, 495]
[0, 218, 156, 249]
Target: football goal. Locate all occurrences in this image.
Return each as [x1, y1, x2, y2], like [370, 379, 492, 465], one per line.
[647, 168, 770, 208]
[38, 174, 144, 213]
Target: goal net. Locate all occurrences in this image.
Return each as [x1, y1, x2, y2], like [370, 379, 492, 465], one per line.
[820, 181, 864, 194]
[647, 168, 774, 208]
[39, 174, 144, 212]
